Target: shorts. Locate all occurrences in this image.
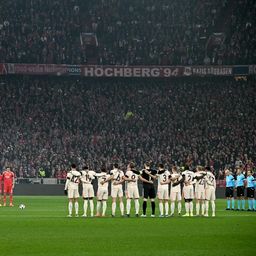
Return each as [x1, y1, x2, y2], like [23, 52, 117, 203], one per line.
[247, 187, 255, 198]
[157, 186, 169, 200]
[68, 188, 80, 199]
[97, 187, 108, 201]
[205, 187, 216, 201]
[111, 185, 123, 198]
[126, 186, 139, 199]
[195, 190, 206, 200]
[170, 191, 181, 201]
[82, 184, 94, 198]
[183, 185, 194, 199]
[4, 184, 13, 194]
[225, 187, 234, 198]
[143, 185, 156, 199]
[236, 186, 245, 197]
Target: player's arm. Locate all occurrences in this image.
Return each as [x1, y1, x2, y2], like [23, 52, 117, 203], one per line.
[64, 176, 70, 194]
[113, 176, 125, 185]
[123, 174, 133, 182]
[101, 174, 113, 185]
[144, 170, 157, 179]
[139, 175, 153, 184]
[172, 175, 185, 187]
[193, 173, 206, 181]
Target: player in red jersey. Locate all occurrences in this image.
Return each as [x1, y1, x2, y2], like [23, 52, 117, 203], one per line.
[2, 167, 15, 207]
[0, 172, 3, 206]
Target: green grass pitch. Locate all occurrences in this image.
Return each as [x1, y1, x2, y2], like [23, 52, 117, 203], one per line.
[0, 196, 255, 256]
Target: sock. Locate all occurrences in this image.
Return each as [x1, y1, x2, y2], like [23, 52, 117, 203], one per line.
[159, 202, 163, 215]
[242, 199, 245, 210]
[112, 202, 116, 215]
[254, 199, 256, 210]
[89, 200, 94, 216]
[135, 199, 139, 214]
[201, 202, 205, 215]
[102, 201, 107, 215]
[196, 202, 200, 215]
[143, 201, 147, 215]
[227, 199, 230, 209]
[10, 194, 13, 204]
[249, 200, 252, 210]
[171, 202, 175, 215]
[189, 202, 193, 215]
[74, 202, 79, 215]
[96, 201, 101, 214]
[126, 199, 131, 214]
[185, 202, 189, 214]
[68, 202, 73, 215]
[83, 200, 88, 216]
[151, 201, 156, 215]
[205, 201, 209, 215]
[120, 201, 124, 215]
[211, 200, 215, 215]
[165, 201, 169, 215]
[231, 198, 235, 209]
[178, 202, 181, 214]
[237, 199, 241, 210]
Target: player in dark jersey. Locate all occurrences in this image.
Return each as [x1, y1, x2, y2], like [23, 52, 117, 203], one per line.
[139, 162, 157, 217]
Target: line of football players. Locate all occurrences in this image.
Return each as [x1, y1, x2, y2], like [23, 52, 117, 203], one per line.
[224, 169, 256, 211]
[64, 163, 216, 217]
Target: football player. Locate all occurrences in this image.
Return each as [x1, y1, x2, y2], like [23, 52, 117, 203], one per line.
[96, 167, 110, 217]
[157, 164, 170, 217]
[64, 164, 81, 217]
[204, 166, 216, 217]
[2, 167, 15, 207]
[124, 162, 140, 217]
[80, 166, 96, 217]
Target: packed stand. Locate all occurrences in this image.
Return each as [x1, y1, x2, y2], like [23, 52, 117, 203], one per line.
[0, 76, 255, 178]
[0, 0, 255, 65]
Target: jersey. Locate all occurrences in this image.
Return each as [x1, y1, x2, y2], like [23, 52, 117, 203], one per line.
[141, 169, 157, 187]
[181, 170, 195, 199]
[205, 171, 216, 201]
[125, 170, 139, 188]
[194, 172, 206, 192]
[81, 170, 96, 184]
[181, 170, 195, 185]
[157, 170, 170, 188]
[97, 173, 110, 189]
[65, 170, 81, 190]
[236, 174, 245, 187]
[110, 169, 125, 186]
[226, 175, 235, 188]
[3, 171, 15, 185]
[170, 173, 182, 193]
[247, 176, 255, 188]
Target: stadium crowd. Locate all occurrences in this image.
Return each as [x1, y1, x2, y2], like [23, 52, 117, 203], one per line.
[0, 0, 255, 65]
[0, 76, 255, 178]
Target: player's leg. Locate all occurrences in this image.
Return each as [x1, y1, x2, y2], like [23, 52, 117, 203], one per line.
[3, 184, 7, 206]
[82, 186, 88, 217]
[111, 197, 117, 216]
[111, 187, 117, 217]
[195, 194, 200, 216]
[189, 187, 194, 216]
[133, 187, 140, 216]
[183, 188, 190, 216]
[170, 192, 175, 216]
[101, 189, 108, 217]
[126, 196, 131, 216]
[150, 187, 156, 217]
[96, 200, 102, 217]
[236, 187, 241, 210]
[88, 186, 95, 217]
[158, 189, 164, 217]
[118, 187, 124, 216]
[201, 190, 206, 215]
[225, 187, 231, 210]
[211, 199, 216, 217]
[163, 189, 169, 217]
[141, 187, 148, 217]
[74, 198, 79, 216]
[68, 198, 73, 217]
[177, 191, 182, 215]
